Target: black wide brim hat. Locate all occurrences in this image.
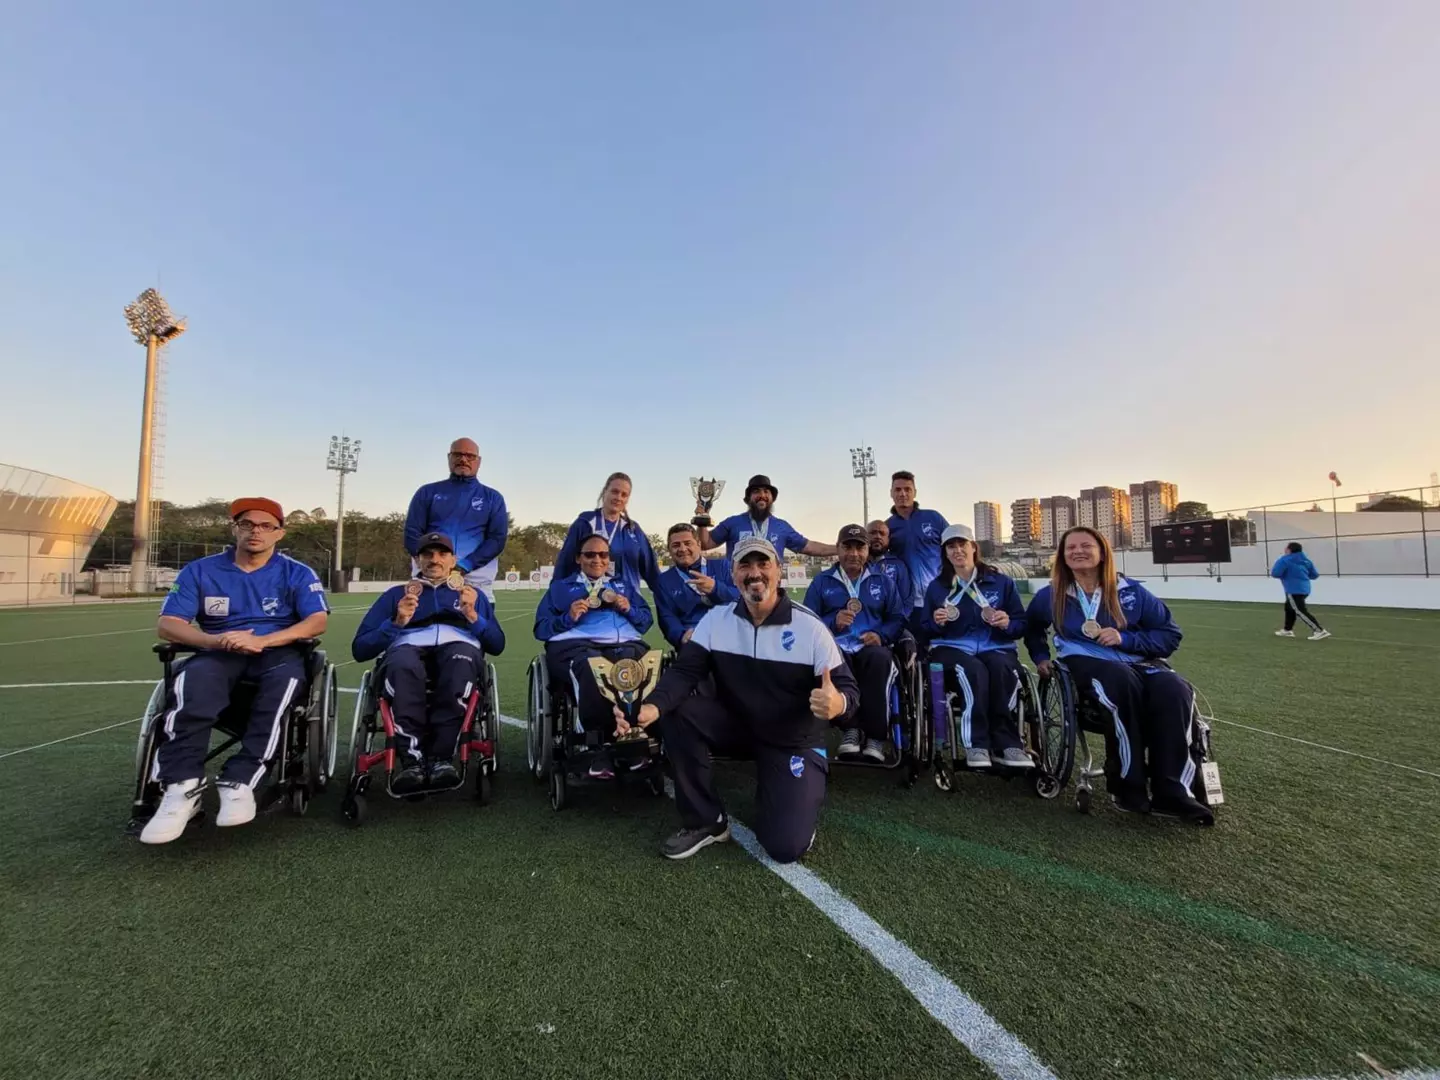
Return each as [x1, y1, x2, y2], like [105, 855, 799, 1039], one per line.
[744, 474, 778, 500]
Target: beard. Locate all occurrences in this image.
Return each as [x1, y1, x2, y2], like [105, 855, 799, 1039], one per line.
[747, 502, 772, 523]
[742, 576, 770, 602]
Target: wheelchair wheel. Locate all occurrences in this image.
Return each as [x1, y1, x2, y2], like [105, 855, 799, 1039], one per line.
[526, 659, 553, 782]
[1036, 670, 1077, 791]
[320, 662, 339, 789]
[486, 662, 501, 768]
[289, 785, 309, 815]
[549, 768, 567, 811]
[646, 771, 666, 797]
[134, 678, 167, 779]
[1076, 786, 1092, 814]
[341, 793, 366, 826]
[348, 670, 373, 779]
[476, 761, 493, 804]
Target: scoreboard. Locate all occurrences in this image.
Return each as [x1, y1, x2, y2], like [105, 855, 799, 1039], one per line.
[1151, 518, 1232, 564]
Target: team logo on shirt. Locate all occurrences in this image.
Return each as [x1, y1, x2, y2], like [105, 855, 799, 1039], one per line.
[983, 590, 1001, 608]
[203, 597, 230, 616]
[1120, 588, 1138, 611]
[921, 523, 937, 539]
[471, 497, 485, 511]
[262, 597, 280, 616]
[789, 755, 805, 777]
[781, 630, 795, 652]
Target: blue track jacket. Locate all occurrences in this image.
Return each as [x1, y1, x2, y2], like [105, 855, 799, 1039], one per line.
[534, 572, 653, 646]
[654, 557, 740, 649]
[554, 512, 661, 594]
[869, 553, 913, 613]
[802, 565, 908, 653]
[914, 568, 1026, 655]
[352, 579, 505, 662]
[1270, 552, 1320, 596]
[1025, 577, 1182, 665]
[404, 477, 509, 576]
[885, 506, 949, 607]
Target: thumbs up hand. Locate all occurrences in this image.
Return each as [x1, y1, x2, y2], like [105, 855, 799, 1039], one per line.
[809, 666, 846, 721]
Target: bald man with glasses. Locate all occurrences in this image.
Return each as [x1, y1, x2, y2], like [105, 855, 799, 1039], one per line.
[405, 437, 510, 600]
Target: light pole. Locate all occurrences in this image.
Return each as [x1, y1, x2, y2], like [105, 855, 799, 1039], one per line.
[327, 436, 362, 592]
[123, 289, 185, 594]
[850, 446, 876, 524]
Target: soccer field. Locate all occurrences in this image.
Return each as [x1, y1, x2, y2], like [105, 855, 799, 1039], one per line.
[0, 594, 1437, 1080]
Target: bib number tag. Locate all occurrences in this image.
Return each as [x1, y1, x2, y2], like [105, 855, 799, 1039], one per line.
[1200, 761, 1225, 806]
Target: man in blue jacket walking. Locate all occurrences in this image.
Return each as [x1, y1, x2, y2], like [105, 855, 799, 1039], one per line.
[405, 438, 509, 601]
[1271, 542, 1330, 640]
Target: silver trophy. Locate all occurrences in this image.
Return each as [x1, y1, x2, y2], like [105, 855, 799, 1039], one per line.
[690, 477, 726, 528]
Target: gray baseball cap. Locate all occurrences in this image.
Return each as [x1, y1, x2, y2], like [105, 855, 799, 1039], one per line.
[733, 535, 779, 563]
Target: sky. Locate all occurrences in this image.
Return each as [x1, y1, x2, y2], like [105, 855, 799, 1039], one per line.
[3, 0, 1438, 540]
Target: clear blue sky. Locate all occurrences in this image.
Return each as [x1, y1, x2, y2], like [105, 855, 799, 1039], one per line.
[3, 1, 1437, 539]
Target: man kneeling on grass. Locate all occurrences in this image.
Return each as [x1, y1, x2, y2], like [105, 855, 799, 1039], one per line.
[142, 498, 329, 845]
[618, 535, 860, 862]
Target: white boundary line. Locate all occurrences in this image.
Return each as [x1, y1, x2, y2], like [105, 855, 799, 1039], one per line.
[1211, 718, 1440, 779]
[0, 717, 142, 759]
[0, 628, 154, 647]
[0, 679, 156, 689]
[494, 712, 1057, 1080]
[1277, 1071, 1440, 1080]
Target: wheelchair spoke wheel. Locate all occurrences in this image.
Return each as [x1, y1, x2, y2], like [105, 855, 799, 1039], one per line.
[348, 671, 372, 780]
[549, 768, 567, 811]
[323, 663, 340, 786]
[486, 662, 501, 768]
[1037, 673, 1076, 789]
[288, 786, 309, 815]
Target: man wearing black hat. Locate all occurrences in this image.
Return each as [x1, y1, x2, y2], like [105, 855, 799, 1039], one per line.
[351, 531, 506, 793]
[696, 474, 837, 562]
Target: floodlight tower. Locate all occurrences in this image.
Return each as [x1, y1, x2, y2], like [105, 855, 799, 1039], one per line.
[850, 446, 876, 524]
[326, 436, 362, 592]
[123, 289, 185, 593]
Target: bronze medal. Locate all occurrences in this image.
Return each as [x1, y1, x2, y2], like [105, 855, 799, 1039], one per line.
[403, 580, 424, 598]
[943, 604, 960, 621]
[446, 570, 465, 591]
[845, 598, 863, 614]
[601, 589, 618, 605]
[586, 594, 602, 609]
[1082, 619, 1102, 639]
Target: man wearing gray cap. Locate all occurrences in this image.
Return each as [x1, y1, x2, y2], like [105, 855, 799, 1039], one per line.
[619, 534, 860, 862]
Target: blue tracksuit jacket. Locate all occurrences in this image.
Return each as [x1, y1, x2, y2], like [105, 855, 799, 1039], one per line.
[352, 580, 506, 662]
[914, 569, 1026, 655]
[1271, 552, 1320, 596]
[554, 512, 661, 594]
[709, 512, 810, 561]
[405, 477, 509, 576]
[654, 557, 740, 650]
[534, 573, 654, 645]
[1025, 577, 1182, 665]
[885, 506, 949, 607]
[869, 553, 912, 610]
[802, 566, 908, 652]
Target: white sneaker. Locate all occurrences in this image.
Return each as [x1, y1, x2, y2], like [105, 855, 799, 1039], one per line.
[965, 747, 992, 769]
[837, 729, 862, 756]
[861, 739, 887, 763]
[215, 780, 257, 827]
[1274, 630, 1295, 638]
[999, 747, 1034, 769]
[139, 778, 204, 844]
[1309, 629, 1331, 641]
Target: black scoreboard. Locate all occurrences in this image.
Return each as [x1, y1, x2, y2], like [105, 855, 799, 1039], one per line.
[1151, 518, 1232, 564]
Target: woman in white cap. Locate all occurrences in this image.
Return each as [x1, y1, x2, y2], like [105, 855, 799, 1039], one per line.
[914, 524, 1031, 770]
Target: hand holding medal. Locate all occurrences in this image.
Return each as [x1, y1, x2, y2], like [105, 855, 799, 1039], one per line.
[396, 580, 422, 627]
[1075, 584, 1104, 639]
[446, 570, 465, 591]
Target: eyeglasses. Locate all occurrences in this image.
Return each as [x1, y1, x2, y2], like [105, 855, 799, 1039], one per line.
[449, 452, 479, 460]
[236, 521, 279, 533]
[579, 550, 610, 560]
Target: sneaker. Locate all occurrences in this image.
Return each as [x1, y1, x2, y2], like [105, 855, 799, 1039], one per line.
[999, 747, 1034, 769]
[392, 760, 426, 795]
[1274, 630, 1295, 638]
[588, 753, 615, 780]
[661, 819, 731, 860]
[427, 760, 460, 787]
[837, 729, 862, 757]
[139, 778, 204, 844]
[1309, 629, 1331, 641]
[214, 780, 256, 827]
[1151, 793, 1215, 826]
[964, 747, 991, 769]
[1110, 788, 1151, 815]
[861, 739, 886, 763]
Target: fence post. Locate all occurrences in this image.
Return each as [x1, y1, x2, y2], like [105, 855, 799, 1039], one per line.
[26, 530, 32, 608]
[1420, 486, 1430, 578]
[1331, 494, 1341, 577]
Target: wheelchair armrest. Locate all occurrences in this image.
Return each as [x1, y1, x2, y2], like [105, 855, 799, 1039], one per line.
[153, 637, 322, 660]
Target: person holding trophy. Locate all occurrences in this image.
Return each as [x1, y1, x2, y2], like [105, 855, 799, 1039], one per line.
[695, 474, 837, 561]
[654, 523, 739, 651]
[803, 524, 910, 761]
[351, 531, 506, 793]
[618, 535, 860, 863]
[553, 471, 662, 594]
[534, 533, 654, 779]
[914, 524, 1030, 770]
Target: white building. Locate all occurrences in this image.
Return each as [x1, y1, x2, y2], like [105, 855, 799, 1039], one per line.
[973, 501, 1001, 543]
[1040, 495, 1077, 548]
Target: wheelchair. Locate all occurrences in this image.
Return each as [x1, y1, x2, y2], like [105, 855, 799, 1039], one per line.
[920, 649, 1069, 798]
[127, 640, 338, 834]
[828, 639, 928, 787]
[339, 653, 500, 825]
[525, 649, 667, 811]
[1038, 658, 1223, 815]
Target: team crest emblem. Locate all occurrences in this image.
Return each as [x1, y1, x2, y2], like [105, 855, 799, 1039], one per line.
[262, 597, 279, 616]
[781, 630, 795, 652]
[1121, 590, 1138, 610]
[471, 497, 485, 511]
[789, 755, 805, 777]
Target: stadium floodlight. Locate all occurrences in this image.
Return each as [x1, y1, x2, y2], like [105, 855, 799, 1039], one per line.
[123, 289, 186, 594]
[850, 446, 877, 523]
[326, 436, 362, 592]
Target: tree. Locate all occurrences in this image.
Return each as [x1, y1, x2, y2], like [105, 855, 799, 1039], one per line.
[1169, 501, 1211, 523]
[1359, 496, 1424, 513]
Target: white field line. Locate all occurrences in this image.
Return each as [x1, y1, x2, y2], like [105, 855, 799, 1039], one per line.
[494, 713, 1058, 1080]
[1211, 718, 1440, 779]
[1184, 624, 1440, 650]
[0, 628, 154, 647]
[1276, 1070, 1440, 1080]
[0, 716, 143, 759]
[0, 679, 156, 689]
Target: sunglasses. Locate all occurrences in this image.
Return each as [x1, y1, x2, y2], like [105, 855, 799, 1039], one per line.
[579, 550, 610, 560]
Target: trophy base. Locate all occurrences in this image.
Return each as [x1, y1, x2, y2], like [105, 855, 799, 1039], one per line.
[691, 515, 713, 528]
[615, 729, 649, 743]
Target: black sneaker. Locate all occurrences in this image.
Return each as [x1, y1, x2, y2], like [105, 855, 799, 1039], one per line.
[1151, 793, 1215, 826]
[392, 761, 426, 795]
[427, 760, 460, 788]
[1110, 788, 1151, 815]
[661, 819, 731, 860]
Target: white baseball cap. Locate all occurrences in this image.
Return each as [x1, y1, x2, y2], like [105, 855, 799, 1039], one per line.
[941, 524, 975, 544]
[733, 535, 779, 563]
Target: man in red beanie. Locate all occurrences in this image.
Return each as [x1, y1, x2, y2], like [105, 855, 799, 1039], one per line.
[140, 497, 329, 844]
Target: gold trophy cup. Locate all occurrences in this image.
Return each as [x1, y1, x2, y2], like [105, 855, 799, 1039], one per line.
[588, 652, 663, 742]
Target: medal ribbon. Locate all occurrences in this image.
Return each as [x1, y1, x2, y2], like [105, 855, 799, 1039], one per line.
[593, 513, 621, 545]
[834, 566, 864, 601]
[747, 516, 770, 546]
[685, 558, 708, 595]
[1074, 584, 1102, 623]
[584, 574, 608, 604]
[946, 569, 988, 609]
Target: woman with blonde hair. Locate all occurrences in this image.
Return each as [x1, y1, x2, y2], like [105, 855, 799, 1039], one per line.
[554, 471, 661, 594]
[1024, 526, 1211, 824]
